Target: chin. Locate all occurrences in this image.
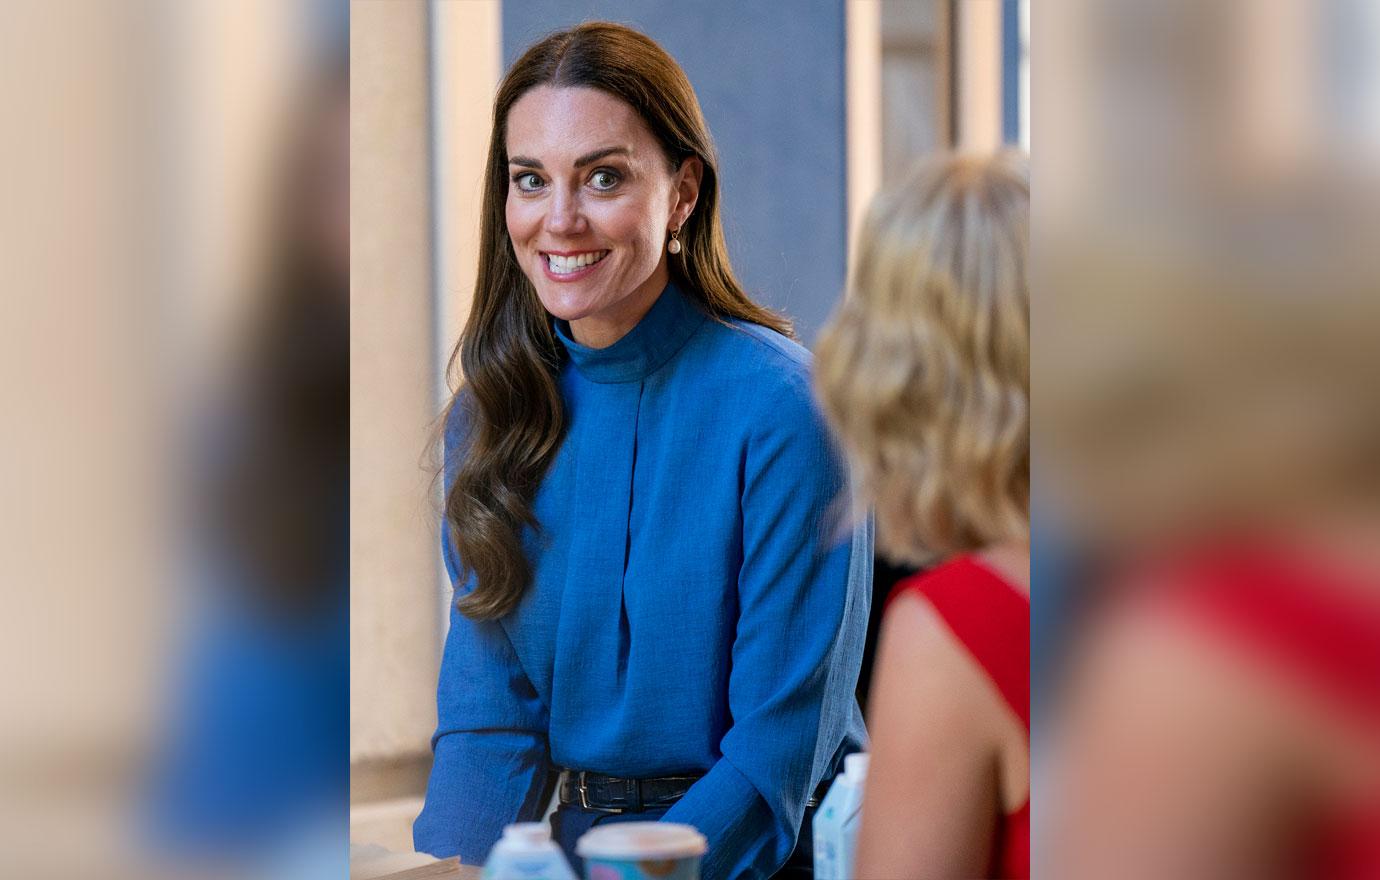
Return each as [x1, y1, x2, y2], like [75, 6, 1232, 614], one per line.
[534, 287, 599, 324]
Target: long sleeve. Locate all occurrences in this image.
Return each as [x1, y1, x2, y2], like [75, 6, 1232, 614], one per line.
[412, 405, 555, 864]
[663, 377, 872, 879]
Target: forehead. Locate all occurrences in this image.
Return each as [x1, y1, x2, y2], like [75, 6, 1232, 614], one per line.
[505, 85, 659, 162]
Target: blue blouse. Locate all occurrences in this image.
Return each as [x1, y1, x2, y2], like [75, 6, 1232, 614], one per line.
[413, 282, 871, 879]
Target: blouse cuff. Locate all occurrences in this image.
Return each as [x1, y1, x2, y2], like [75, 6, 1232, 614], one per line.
[661, 757, 787, 880]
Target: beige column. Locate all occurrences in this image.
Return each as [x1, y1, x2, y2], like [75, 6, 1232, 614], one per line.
[351, 0, 501, 853]
[350, 0, 440, 844]
[956, 0, 1004, 152]
[846, 0, 882, 266]
[432, 0, 501, 388]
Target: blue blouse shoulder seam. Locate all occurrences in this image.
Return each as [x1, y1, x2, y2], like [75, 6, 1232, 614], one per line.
[718, 319, 812, 372]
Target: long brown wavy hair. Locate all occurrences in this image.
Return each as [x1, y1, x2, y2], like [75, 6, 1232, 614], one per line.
[445, 22, 791, 620]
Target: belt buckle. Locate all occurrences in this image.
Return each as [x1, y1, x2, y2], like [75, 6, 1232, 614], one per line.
[577, 771, 623, 814]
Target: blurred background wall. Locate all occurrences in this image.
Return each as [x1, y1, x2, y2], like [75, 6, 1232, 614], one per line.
[349, 0, 1028, 854]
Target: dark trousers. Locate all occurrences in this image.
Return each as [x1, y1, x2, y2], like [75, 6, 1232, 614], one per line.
[549, 801, 817, 879]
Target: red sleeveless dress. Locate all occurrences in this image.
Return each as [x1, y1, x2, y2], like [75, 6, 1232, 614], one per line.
[890, 555, 1030, 879]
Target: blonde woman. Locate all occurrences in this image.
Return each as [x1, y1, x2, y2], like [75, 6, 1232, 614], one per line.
[815, 152, 1030, 879]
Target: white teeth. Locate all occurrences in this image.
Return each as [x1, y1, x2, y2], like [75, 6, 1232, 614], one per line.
[546, 250, 606, 275]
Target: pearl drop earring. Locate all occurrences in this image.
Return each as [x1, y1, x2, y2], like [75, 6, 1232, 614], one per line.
[667, 228, 682, 255]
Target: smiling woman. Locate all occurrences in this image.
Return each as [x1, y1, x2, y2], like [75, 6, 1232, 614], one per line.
[413, 21, 872, 880]
[504, 85, 701, 348]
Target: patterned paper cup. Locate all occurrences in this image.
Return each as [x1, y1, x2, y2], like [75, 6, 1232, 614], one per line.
[575, 822, 708, 880]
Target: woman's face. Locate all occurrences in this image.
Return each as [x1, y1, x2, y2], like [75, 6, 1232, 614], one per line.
[505, 85, 700, 347]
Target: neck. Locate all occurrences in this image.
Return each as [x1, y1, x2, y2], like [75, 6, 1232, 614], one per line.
[569, 261, 670, 349]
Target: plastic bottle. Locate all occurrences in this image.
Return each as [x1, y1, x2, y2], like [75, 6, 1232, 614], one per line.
[812, 752, 870, 880]
[481, 822, 578, 880]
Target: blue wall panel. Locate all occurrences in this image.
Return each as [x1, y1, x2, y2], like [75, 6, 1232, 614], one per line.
[1002, 0, 1021, 145]
[500, 0, 848, 344]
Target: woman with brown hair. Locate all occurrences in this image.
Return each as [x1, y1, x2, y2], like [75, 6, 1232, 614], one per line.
[412, 23, 870, 878]
[815, 152, 1030, 878]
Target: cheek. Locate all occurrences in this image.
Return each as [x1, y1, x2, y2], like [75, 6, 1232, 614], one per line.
[504, 197, 538, 243]
[592, 199, 663, 256]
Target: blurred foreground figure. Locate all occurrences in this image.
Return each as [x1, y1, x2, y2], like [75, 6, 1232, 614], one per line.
[1039, 1, 1380, 876]
[815, 152, 1030, 878]
[1048, 541, 1380, 879]
[0, 2, 347, 876]
[143, 58, 349, 880]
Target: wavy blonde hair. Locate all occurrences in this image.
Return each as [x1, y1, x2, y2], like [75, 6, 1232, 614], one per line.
[815, 151, 1029, 565]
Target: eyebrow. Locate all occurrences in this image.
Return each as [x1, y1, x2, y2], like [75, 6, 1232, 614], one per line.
[508, 146, 631, 170]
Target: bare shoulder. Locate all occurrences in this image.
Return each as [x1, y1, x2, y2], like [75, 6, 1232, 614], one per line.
[870, 591, 1013, 750]
[858, 591, 1019, 877]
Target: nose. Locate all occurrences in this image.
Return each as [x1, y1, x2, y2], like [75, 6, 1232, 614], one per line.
[544, 185, 587, 238]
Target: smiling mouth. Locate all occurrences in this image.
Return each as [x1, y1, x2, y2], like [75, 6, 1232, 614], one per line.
[543, 250, 609, 275]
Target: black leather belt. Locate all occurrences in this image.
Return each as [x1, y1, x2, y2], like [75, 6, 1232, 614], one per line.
[558, 770, 830, 814]
[558, 770, 704, 813]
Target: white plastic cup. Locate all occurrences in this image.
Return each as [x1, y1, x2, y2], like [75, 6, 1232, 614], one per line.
[574, 822, 708, 880]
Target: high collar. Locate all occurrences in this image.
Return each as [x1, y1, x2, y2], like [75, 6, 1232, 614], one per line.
[553, 281, 707, 384]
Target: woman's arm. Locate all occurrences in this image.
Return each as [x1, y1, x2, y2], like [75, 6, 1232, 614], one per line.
[662, 377, 871, 879]
[854, 592, 1005, 879]
[412, 398, 554, 865]
[411, 529, 555, 865]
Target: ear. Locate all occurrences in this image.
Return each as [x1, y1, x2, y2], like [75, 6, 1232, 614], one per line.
[670, 156, 704, 229]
